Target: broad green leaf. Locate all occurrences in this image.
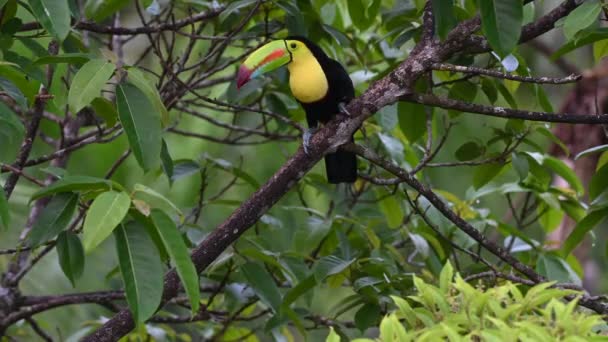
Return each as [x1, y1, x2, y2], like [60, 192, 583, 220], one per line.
[589, 164, 608, 200]
[91, 97, 117, 127]
[326, 327, 340, 342]
[282, 275, 316, 307]
[544, 158, 583, 195]
[563, 208, 608, 256]
[539, 205, 564, 233]
[85, 0, 130, 22]
[30, 175, 120, 201]
[56, 231, 85, 287]
[114, 222, 164, 323]
[455, 141, 484, 161]
[398, 102, 426, 143]
[314, 255, 355, 281]
[150, 209, 199, 314]
[355, 303, 381, 332]
[83, 191, 131, 252]
[171, 160, 200, 182]
[593, 38, 608, 62]
[133, 184, 183, 221]
[575, 144, 608, 160]
[536, 253, 581, 285]
[563, 0, 601, 41]
[0, 101, 24, 161]
[126, 67, 169, 126]
[552, 28, 608, 60]
[473, 163, 504, 189]
[0, 77, 26, 108]
[0, 188, 8, 230]
[116, 83, 162, 172]
[376, 190, 403, 229]
[28, 0, 70, 42]
[31, 53, 90, 66]
[241, 261, 282, 312]
[478, 0, 523, 56]
[68, 59, 115, 114]
[431, 0, 456, 40]
[28, 193, 79, 246]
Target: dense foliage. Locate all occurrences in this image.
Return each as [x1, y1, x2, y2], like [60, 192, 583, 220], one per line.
[0, 0, 607, 341]
[326, 264, 608, 341]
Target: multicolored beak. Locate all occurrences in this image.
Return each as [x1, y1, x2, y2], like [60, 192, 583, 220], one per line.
[236, 40, 291, 88]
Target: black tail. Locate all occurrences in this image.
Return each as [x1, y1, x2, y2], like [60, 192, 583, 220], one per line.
[324, 139, 357, 184]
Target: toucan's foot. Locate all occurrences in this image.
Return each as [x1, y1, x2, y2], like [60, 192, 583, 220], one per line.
[339, 102, 351, 117]
[303, 127, 317, 155]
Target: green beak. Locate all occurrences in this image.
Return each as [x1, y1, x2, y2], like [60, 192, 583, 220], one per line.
[237, 40, 291, 88]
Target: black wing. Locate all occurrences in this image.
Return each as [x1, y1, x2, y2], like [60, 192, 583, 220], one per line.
[326, 58, 354, 104]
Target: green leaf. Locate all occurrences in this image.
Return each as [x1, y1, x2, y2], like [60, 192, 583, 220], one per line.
[552, 28, 608, 60]
[31, 53, 90, 66]
[398, 102, 426, 143]
[431, 0, 456, 40]
[241, 261, 282, 312]
[171, 160, 200, 182]
[126, 67, 169, 126]
[544, 157, 583, 195]
[68, 59, 116, 114]
[575, 144, 608, 160]
[376, 189, 403, 229]
[84, 0, 130, 22]
[91, 97, 117, 127]
[314, 255, 355, 281]
[439, 262, 454, 294]
[282, 275, 317, 308]
[479, 0, 523, 56]
[150, 209, 199, 314]
[83, 191, 131, 252]
[0, 77, 26, 109]
[116, 83, 162, 172]
[593, 38, 608, 62]
[133, 184, 183, 221]
[536, 253, 581, 285]
[114, 222, 164, 324]
[511, 152, 529, 181]
[355, 303, 381, 332]
[30, 175, 120, 201]
[56, 231, 85, 287]
[455, 141, 483, 161]
[589, 164, 608, 200]
[563, 208, 608, 256]
[473, 163, 504, 189]
[326, 327, 340, 342]
[563, 0, 601, 41]
[0, 188, 8, 230]
[28, 0, 70, 42]
[28, 193, 79, 246]
[160, 140, 173, 180]
[0, 101, 24, 161]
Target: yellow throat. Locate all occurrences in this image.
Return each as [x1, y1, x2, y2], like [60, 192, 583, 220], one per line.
[287, 55, 328, 103]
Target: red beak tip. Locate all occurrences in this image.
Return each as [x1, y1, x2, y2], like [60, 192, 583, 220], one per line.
[236, 66, 251, 89]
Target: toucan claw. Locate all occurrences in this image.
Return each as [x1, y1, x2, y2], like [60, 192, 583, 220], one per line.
[339, 102, 351, 117]
[303, 127, 317, 155]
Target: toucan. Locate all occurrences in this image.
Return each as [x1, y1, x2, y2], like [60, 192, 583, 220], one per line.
[236, 36, 357, 184]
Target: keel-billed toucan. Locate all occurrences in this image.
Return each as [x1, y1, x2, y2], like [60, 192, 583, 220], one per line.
[237, 36, 357, 184]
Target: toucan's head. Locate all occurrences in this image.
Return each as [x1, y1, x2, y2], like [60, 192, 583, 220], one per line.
[236, 37, 313, 88]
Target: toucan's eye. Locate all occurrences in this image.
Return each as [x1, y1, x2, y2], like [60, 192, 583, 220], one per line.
[290, 43, 297, 49]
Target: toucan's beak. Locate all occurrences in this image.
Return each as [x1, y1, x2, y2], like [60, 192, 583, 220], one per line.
[237, 40, 291, 88]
